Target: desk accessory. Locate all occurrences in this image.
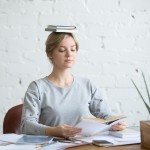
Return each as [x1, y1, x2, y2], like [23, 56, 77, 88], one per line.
[92, 140, 113, 147]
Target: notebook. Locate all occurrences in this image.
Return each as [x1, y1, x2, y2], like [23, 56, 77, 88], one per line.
[16, 135, 53, 144]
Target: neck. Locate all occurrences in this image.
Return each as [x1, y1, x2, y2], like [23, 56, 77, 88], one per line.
[48, 68, 73, 88]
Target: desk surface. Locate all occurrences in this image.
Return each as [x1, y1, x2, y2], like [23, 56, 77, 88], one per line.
[67, 144, 148, 150]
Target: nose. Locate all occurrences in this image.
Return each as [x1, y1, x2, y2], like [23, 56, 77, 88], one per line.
[65, 49, 72, 57]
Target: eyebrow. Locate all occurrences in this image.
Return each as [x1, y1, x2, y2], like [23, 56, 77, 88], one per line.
[59, 45, 76, 48]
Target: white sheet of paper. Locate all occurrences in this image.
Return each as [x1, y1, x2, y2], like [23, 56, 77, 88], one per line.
[0, 131, 140, 149]
[40, 142, 88, 150]
[0, 134, 23, 143]
[0, 144, 35, 150]
[72, 133, 141, 147]
[75, 120, 110, 136]
[75, 118, 126, 136]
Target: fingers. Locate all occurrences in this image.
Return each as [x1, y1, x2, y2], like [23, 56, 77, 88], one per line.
[62, 125, 82, 138]
[111, 125, 126, 131]
[111, 121, 127, 131]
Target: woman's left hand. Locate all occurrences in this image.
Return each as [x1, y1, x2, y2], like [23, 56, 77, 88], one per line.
[111, 121, 127, 131]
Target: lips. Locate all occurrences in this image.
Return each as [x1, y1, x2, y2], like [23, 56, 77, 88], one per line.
[64, 57, 74, 63]
[65, 58, 73, 61]
[65, 60, 73, 62]
[65, 59, 73, 61]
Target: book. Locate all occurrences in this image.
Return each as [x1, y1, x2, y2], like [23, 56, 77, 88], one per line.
[47, 25, 76, 29]
[16, 135, 53, 145]
[109, 128, 140, 138]
[45, 28, 78, 33]
[45, 25, 78, 33]
[75, 115, 126, 136]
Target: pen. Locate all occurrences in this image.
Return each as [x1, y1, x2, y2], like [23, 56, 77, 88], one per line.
[35, 141, 57, 149]
[56, 138, 86, 144]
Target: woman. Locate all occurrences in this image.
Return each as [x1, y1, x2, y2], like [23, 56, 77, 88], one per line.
[20, 32, 126, 138]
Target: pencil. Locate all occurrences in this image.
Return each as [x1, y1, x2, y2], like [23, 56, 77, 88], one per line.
[35, 141, 57, 149]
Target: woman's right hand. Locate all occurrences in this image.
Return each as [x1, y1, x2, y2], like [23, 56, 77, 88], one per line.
[45, 124, 82, 138]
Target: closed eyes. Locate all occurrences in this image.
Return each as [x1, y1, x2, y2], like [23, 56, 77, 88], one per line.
[58, 48, 77, 52]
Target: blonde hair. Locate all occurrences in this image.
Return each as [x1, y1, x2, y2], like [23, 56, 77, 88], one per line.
[45, 32, 79, 60]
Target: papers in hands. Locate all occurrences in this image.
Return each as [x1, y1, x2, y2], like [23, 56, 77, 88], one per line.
[75, 119, 109, 136]
[75, 115, 126, 136]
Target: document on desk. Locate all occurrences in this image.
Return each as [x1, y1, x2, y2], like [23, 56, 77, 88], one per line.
[0, 144, 35, 150]
[16, 135, 53, 144]
[109, 128, 140, 138]
[0, 141, 89, 150]
[72, 133, 141, 147]
[0, 134, 140, 149]
[0, 134, 89, 150]
[38, 141, 89, 150]
[0, 134, 53, 145]
[0, 134, 22, 143]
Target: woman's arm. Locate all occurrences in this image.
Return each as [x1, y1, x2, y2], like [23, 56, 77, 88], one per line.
[89, 87, 113, 119]
[89, 83, 127, 131]
[45, 125, 81, 138]
[20, 81, 48, 135]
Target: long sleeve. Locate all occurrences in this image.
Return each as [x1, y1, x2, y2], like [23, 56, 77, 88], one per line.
[20, 76, 114, 135]
[20, 81, 48, 135]
[89, 83, 113, 119]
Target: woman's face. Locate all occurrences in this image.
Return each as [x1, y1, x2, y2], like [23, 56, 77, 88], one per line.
[51, 35, 77, 70]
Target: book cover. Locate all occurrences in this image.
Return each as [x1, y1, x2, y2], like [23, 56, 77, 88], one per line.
[109, 128, 140, 138]
[45, 28, 78, 33]
[81, 115, 126, 124]
[47, 25, 76, 29]
[45, 25, 78, 33]
[16, 135, 53, 144]
[75, 115, 126, 136]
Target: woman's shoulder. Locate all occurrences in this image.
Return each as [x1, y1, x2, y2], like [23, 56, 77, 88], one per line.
[75, 76, 87, 81]
[75, 76, 97, 88]
[75, 76, 90, 83]
[27, 76, 49, 90]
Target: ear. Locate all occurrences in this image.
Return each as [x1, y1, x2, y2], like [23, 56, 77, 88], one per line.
[48, 52, 53, 59]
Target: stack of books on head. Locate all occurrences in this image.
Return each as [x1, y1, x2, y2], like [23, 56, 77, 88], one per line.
[45, 25, 78, 33]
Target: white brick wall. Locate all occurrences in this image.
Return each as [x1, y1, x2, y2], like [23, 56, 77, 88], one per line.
[0, 0, 150, 134]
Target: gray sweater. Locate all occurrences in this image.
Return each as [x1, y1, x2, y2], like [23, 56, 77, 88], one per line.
[20, 76, 112, 135]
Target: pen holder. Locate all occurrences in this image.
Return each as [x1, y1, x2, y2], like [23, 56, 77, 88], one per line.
[140, 120, 150, 149]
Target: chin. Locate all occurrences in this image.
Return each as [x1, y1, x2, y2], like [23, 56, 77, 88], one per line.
[64, 62, 75, 67]
[64, 65, 73, 68]
[63, 64, 74, 68]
